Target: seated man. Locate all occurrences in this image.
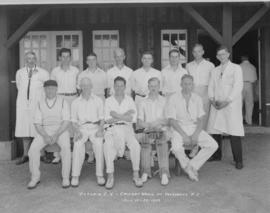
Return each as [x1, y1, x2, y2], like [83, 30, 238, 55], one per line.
[28, 80, 71, 189]
[70, 77, 105, 187]
[168, 74, 218, 181]
[137, 77, 170, 186]
[104, 76, 143, 189]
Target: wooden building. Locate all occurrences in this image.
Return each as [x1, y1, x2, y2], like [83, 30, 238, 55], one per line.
[0, 0, 270, 159]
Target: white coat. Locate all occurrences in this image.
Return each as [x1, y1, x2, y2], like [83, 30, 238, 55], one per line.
[15, 66, 49, 137]
[207, 61, 244, 136]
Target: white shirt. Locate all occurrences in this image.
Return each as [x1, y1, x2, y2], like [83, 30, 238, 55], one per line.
[107, 65, 133, 95]
[51, 65, 80, 94]
[130, 67, 162, 96]
[71, 94, 104, 125]
[138, 95, 166, 123]
[240, 60, 257, 82]
[167, 92, 205, 126]
[105, 95, 137, 123]
[78, 67, 107, 97]
[186, 59, 215, 87]
[161, 64, 188, 95]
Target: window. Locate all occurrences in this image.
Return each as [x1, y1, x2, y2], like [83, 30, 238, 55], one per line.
[161, 29, 188, 69]
[92, 30, 119, 71]
[20, 31, 83, 72]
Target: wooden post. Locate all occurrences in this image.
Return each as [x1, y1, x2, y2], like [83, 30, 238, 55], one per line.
[222, 4, 232, 53]
[261, 27, 270, 126]
[0, 7, 13, 160]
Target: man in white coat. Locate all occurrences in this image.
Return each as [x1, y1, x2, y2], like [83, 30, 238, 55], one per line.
[15, 51, 49, 165]
[186, 44, 215, 129]
[207, 46, 244, 169]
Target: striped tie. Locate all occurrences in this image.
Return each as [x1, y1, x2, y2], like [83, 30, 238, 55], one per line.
[27, 68, 33, 100]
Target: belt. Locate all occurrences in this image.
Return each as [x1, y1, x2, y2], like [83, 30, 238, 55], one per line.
[135, 93, 146, 98]
[82, 121, 100, 125]
[58, 92, 77, 96]
[104, 122, 126, 131]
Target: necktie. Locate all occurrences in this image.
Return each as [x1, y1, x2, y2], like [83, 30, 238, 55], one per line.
[27, 68, 33, 100]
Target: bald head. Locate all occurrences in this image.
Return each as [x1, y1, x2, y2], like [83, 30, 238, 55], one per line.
[80, 77, 93, 96]
[114, 48, 126, 66]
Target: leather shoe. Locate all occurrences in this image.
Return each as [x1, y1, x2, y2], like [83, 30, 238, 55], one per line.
[235, 162, 243, 170]
[16, 156, 29, 165]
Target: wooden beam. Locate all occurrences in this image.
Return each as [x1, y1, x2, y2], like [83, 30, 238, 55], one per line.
[232, 5, 269, 45]
[5, 6, 50, 48]
[222, 4, 232, 52]
[181, 5, 223, 45]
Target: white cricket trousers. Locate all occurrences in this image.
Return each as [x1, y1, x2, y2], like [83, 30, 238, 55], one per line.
[72, 124, 104, 177]
[28, 131, 71, 180]
[171, 125, 218, 171]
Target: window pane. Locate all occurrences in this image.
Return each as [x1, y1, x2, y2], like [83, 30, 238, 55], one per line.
[32, 35, 39, 48]
[171, 34, 178, 46]
[72, 48, 79, 61]
[40, 49, 47, 61]
[40, 35, 47, 48]
[179, 33, 186, 40]
[72, 35, 79, 47]
[162, 34, 170, 46]
[24, 36, 31, 48]
[64, 35, 71, 48]
[56, 35, 63, 48]
[102, 34, 110, 47]
[56, 49, 61, 61]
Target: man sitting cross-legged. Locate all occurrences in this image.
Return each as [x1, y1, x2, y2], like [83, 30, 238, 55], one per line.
[168, 74, 218, 181]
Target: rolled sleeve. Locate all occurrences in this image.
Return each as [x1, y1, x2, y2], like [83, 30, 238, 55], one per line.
[97, 98, 105, 120]
[130, 99, 138, 123]
[104, 99, 112, 121]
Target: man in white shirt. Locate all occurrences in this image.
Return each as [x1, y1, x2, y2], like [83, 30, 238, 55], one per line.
[27, 80, 71, 189]
[104, 76, 143, 189]
[186, 44, 215, 129]
[15, 51, 49, 165]
[161, 49, 188, 97]
[207, 46, 244, 169]
[130, 51, 161, 106]
[50, 48, 80, 163]
[78, 52, 107, 100]
[240, 55, 257, 125]
[107, 48, 133, 96]
[137, 77, 170, 185]
[70, 77, 105, 187]
[168, 74, 218, 181]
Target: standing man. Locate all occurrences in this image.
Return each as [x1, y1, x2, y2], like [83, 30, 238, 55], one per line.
[27, 80, 71, 189]
[137, 77, 170, 186]
[107, 48, 133, 96]
[130, 51, 161, 106]
[70, 77, 105, 187]
[168, 74, 218, 181]
[103, 76, 143, 189]
[186, 44, 215, 129]
[51, 48, 80, 163]
[161, 49, 188, 97]
[15, 51, 49, 165]
[207, 46, 244, 169]
[240, 55, 257, 125]
[78, 53, 107, 101]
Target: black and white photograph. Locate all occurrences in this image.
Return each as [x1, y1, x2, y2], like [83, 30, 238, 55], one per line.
[0, 0, 269, 212]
